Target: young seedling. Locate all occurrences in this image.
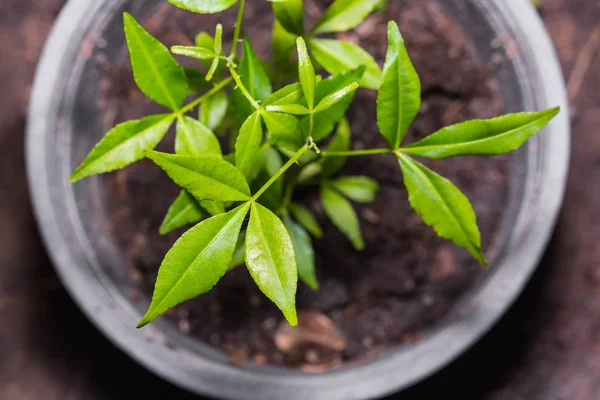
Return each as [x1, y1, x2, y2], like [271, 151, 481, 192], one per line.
[70, 0, 559, 327]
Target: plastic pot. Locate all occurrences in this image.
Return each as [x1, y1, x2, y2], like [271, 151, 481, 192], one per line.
[27, 0, 569, 399]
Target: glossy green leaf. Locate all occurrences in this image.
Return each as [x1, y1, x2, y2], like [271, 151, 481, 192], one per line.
[397, 153, 486, 263]
[195, 32, 216, 67]
[232, 37, 273, 123]
[265, 104, 311, 115]
[175, 116, 222, 156]
[320, 183, 364, 250]
[322, 118, 351, 178]
[70, 114, 174, 182]
[284, 215, 319, 290]
[262, 82, 303, 106]
[313, 0, 385, 34]
[246, 202, 298, 325]
[206, 57, 220, 81]
[296, 37, 316, 110]
[302, 67, 364, 141]
[377, 21, 421, 148]
[123, 13, 187, 110]
[166, 0, 237, 14]
[213, 24, 223, 55]
[199, 90, 229, 130]
[200, 200, 226, 215]
[402, 108, 560, 158]
[272, 0, 304, 35]
[309, 38, 381, 89]
[146, 151, 251, 202]
[171, 45, 215, 60]
[331, 176, 379, 203]
[313, 82, 359, 113]
[262, 146, 284, 198]
[138, 203, 250, 327]
[235, 112, 264, 179]
[263, 111, 304, 151]
[159, 190, 204, 235]
[289, 203, 323, 238]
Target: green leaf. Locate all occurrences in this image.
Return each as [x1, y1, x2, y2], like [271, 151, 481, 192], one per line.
[289, 203, 323, 238]
[159, 190, 204, 235]
[213, 24, 223, 55]
[263, 111, 304, 151]
[195, 32, 216, 67]
[232, 37, 273, 123]
[262, 147, 284, 198]
[175, 116, 222, 156]
[313, 82, 359, 113]
[199, 89, 229, 130]
[272, 0, 304, 36]
[397, 153, 486, 263]
[377, 21, 421, 149]
[262, 82, 303, 106]
[402, 107, 560, 158]
[123, 13, 187, 110]
[146, 151, 251, 202]
[302, 67, 364, 141]
[331, 176, 379, 203]
[283, 215, 319, 290]
[313, 0, 385, 34]
[206, 57, 220, 81]
[70, 114, 174, 182]
[246, 202, 298, 325]
[184, 67, 209, 94]
[320, 183, 364, 250]
[322, 118, 351, 178]
[309, 38, 381, 89]
[265, 104, 311, 115]
[200, 199, 226, 215]
[166, 0, 238, 14]
[296, 37, 316, 110]
[171, 45, 215, 60]
[138, 202, 250, 327]
[235, 112, 264, 180]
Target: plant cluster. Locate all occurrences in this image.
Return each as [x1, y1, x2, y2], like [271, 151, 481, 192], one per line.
[70, 0, 559, 327]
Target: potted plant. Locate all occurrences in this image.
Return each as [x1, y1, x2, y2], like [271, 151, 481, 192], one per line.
[27, 0, 569, 399]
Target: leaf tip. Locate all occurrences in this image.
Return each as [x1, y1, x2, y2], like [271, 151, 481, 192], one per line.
[283, 308, 298, 326]
[136, 312, 154, 329]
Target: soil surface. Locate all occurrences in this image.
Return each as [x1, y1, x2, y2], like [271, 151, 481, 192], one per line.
[102, 0, 507, 369]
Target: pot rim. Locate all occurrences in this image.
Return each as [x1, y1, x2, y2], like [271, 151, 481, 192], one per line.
[26, 0, 570, 399]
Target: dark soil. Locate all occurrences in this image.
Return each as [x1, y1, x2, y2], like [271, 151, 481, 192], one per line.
[103, 0, 507, 370]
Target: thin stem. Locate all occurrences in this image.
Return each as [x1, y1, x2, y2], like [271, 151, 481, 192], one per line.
[252, 145, 311, 201]
[321, 148, 394, 157]
[228, 65, 261, 110]
[230, 0, 246, 58]
[178, 77, 233, 115]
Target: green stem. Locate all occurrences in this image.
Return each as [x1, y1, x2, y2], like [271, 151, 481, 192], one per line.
[178, 77, 233, 115]
[228, 65, 261, 110]
[252, 144, 311, 201]
[321, 148, 393, 157]
[230, 0, 246, 58]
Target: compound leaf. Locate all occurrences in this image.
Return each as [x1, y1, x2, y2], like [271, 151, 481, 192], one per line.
[70, 114, 174, 182]
[166, 0, 238, 14]
[246, 202, 298, 325]
[377, 21, 421, 149]
[283, 215, 319, 290]
[402, 108, 560, 158]
[123, 13, 187, 110]
[313, 0, 385, 34]
[138, 202, 250, 327]
[320, 183, 364, 250]
[309, 38, 381, 89]
[397, 153, 486, 263]
[146, 151, 251, 202]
